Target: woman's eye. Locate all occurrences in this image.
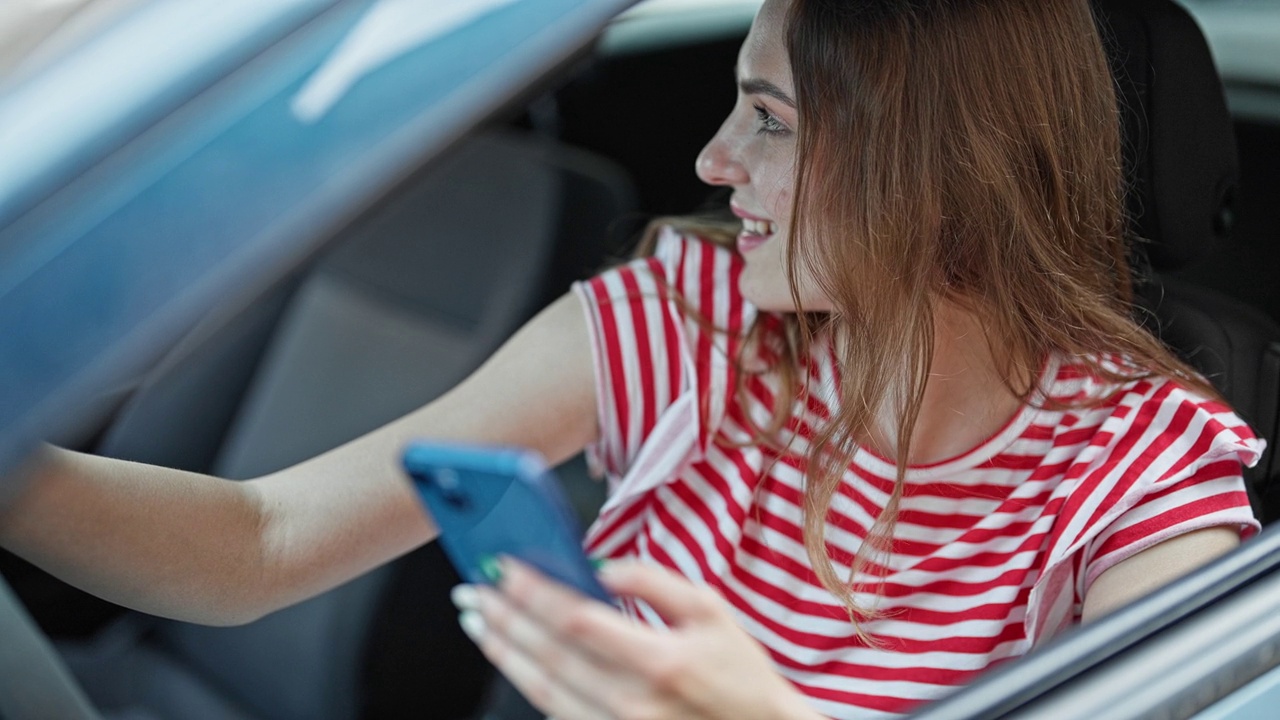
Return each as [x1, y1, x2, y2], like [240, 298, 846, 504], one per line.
[753, 104, 787, 135]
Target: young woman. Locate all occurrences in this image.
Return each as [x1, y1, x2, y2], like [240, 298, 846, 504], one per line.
[0, 0, 1261, 718]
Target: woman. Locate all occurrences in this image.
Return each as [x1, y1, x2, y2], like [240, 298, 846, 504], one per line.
[0, 0, 1261, 718]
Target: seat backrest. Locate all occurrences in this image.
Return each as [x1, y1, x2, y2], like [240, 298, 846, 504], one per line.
[215, 131, 568, 478]
[1094, 0, 1280, 520]
[82, 129, 635, 720]
[1093, 0, 1241, 271]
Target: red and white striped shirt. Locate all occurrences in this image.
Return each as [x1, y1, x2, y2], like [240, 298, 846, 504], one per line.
[571, 228, 1261, 719]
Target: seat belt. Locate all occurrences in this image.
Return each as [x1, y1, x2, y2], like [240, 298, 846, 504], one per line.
[0, 574, 100, 720]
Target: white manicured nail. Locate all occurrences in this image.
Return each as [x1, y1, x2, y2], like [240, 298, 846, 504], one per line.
[459, 611, 486, 641]
[451, 584, 480, 611]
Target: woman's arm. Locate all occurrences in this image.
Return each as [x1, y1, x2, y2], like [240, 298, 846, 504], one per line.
[0, 292, 598, 625]
[1080, 525, 1240, 622]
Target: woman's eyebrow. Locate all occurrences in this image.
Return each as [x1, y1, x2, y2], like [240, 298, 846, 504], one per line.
[739, 77, 796, 108]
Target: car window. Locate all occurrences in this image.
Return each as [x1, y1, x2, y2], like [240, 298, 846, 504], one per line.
[0, 0, 634, 485]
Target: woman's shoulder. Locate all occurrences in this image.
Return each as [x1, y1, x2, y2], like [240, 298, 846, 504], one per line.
[570, 225, 750, 483]
[648, 224, 741, 285]
[1048, 353, 1221, 407]
[582, 224, 746, 319]
[1044, 353, 1262, 475]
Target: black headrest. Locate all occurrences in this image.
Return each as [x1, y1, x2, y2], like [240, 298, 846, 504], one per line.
[1092, 0, 1239, 271]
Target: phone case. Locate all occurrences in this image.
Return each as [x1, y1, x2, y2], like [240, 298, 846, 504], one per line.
[403, 441, 613, 604]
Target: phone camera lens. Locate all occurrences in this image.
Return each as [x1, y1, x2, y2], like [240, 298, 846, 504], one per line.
[435, 469, 469, 509]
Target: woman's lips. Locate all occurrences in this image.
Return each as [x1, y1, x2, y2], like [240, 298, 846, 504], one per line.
[737, 228, 772, 254]
[731, 205, 777, 255]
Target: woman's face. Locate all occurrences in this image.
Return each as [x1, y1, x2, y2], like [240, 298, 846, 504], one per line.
[696, 0, 829, 312]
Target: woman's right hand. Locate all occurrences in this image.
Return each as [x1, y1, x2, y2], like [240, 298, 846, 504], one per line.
[456, 559, 824, 720]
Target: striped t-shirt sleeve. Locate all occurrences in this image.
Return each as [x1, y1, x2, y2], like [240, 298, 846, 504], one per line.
[1080, 393, 1261, 595]
[572, 230, 692, 479]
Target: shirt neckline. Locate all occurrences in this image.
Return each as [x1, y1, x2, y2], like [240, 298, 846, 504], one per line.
[850, 353, 1062, 481]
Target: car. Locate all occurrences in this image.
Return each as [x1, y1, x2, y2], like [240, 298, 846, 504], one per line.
[0, 0, 1277, 718]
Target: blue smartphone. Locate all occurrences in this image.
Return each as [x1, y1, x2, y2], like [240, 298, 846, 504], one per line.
[402, 441, 613, 604]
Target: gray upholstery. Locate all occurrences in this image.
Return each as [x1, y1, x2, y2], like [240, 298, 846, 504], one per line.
[96, 285, 297, 474]
[0, 575, 99, 720]
[67, 129, 635, 719]
[59, 615, 257, 720]
[215, 132, 567, 480]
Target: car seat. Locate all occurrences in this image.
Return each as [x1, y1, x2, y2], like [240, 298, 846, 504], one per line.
[52, 128, 634, 720]
[1092, 0, 1280, 523]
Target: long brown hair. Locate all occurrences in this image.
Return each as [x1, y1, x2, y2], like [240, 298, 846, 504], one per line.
[780, 0, 1218, 629]
[639, 0, 1219, 634]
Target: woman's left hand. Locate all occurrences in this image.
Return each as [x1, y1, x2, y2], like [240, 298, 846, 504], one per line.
[451, 558, 823, 720]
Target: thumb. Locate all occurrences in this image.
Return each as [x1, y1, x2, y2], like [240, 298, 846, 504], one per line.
[599, 561, 723, 626]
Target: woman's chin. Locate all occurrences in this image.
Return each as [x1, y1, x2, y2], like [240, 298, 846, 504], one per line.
[738, 273, 794, 313]
[739, 271, 833, 314]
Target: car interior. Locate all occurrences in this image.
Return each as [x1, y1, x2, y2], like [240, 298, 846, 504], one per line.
[1, 0, 1278, 718]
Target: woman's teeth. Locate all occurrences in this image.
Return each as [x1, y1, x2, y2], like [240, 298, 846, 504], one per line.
[742, 218, 776, 236]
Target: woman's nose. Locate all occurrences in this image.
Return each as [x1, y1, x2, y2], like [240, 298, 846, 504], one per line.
[696, 129, 748, 187]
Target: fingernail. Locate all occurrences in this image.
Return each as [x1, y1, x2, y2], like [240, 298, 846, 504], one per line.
[458, 611, 486, 641]
[451, 584, 479, 611]
[480, 554, 503, 584]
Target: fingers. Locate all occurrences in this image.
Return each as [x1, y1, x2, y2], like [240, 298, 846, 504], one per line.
[496, 560, 662, 667]
[457, 576, 647, 718]
[456, 602, 611, 720]
[598, 560, 725, 627]
[454, 561, 809, 720]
